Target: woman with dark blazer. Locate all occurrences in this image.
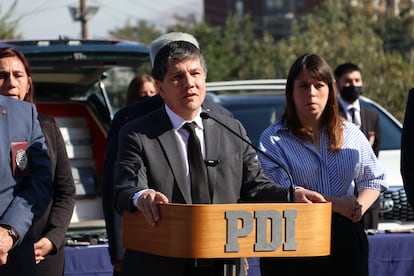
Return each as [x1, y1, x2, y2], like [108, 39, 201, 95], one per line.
[0, 47, 76, 276]
[33, 114, 76, 276]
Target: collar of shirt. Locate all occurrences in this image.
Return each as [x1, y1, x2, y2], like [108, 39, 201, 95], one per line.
[338, 97, 361, 113]
[165, 102, 206, 152]
[164, 104, 204, 131]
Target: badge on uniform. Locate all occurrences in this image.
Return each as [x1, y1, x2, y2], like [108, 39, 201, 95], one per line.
[11, 141, 29, 176]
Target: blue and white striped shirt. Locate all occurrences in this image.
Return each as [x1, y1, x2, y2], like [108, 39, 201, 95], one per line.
[259, 120, 387, 196]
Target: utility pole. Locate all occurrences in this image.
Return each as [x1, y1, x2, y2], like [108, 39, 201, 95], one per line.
[68, 0, 99, 39]
[80, 0, 87, 39]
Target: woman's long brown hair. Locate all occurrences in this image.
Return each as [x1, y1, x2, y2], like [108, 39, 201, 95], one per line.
[282, 53, 343, 151]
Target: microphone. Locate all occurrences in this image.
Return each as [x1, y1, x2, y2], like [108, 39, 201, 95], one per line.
[205, 159, 220, 167]
[200, 112, 295, 202]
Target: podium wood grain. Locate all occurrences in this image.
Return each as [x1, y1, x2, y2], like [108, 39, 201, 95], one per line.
[123, 203, 331, 258]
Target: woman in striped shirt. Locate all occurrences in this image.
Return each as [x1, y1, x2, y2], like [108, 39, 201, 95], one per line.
[258, 54, 387, 276]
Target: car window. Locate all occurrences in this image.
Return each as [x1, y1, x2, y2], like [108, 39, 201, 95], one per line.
[218, 96, 285, 146]
[228, 105, 278, 145]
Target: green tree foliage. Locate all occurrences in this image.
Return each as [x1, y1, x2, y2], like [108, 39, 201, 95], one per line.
[370, 9, 414, 62]
[273, 0, 413, 121]
[170, 14, 278, 81]
[0, 0, 21, 39]
[274, 1, 384, 71]
[108, 20, 161, 45]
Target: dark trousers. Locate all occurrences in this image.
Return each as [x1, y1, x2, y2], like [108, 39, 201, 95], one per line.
[120, 250, 243, 276]
[361, 198, 380, 229]
[35, 247, 65, 276]
[0, 232, 36, 276]
[260, 213, 368, 276]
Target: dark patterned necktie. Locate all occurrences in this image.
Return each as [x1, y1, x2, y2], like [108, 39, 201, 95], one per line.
[183, 122, 210, 203]
[349, 107, 357, 124]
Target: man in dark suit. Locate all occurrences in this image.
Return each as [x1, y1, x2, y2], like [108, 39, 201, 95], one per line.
[334, 62, 382, 230]
[0, 95, 52, 275]
[401, 88, 414, 208]
[334, 63, 381, 156]
[113, 32, 325, 276]
[102, 33, 233, 275]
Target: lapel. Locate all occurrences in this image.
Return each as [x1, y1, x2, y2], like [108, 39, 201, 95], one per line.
[156, 109, 192, 203]
[359, 105, 368, 133]
[338, 103, 347, 119]
[0, 101, 10, 168]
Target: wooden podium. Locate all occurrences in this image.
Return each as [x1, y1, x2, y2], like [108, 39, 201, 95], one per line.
[123, 203, 331, 258]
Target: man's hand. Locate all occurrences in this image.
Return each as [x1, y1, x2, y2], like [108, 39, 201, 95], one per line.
[34, 237, 55, 264]
[136, 190, 169, 226]
[0, 226, 14, 265]
[113, 260, 122, 272]
[294, 187, 327, 203]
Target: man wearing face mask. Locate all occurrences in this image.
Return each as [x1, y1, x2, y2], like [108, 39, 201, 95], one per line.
[334, 62, 382, 230]
[334, 63, 381, 156]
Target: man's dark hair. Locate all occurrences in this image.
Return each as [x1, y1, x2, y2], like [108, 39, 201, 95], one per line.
[334, 62, 361, 80]
[152, 41, 207, 81]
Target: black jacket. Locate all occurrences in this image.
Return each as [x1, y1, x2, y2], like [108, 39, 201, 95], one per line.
[32, 114, 76, 276]
[401, 88, 414, 208]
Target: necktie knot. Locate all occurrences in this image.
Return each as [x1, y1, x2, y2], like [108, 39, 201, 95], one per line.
[184, 122, 197, 133]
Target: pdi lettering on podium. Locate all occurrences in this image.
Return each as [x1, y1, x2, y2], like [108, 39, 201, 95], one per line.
[225, 209, 297, 252]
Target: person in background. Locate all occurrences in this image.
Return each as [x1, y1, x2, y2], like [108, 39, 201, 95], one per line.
[258, 54, 387, 276]
[334, 62, 381, 156]
[102, 32, 234, 276]
[0, 48, 52, 275]
[0, 47, 76, 276]
[125, 73, 157, 105]
[113, 33, 325, 276]
[401, 88, 414, 208]
[334, 62, 382, 230]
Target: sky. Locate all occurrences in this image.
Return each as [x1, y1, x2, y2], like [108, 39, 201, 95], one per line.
[1, 0, 203, 40]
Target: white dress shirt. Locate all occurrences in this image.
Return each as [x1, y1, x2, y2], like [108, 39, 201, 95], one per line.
[339, 97, 361, 127]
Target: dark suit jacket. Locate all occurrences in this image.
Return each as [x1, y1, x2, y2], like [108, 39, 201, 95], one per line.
[113, 107, 289, 276]
[0, 95, 52, 275]
[401, 88, 414, 208]
[32, 114, 76, 276]
[102, 94, 233, 264]
[339, 101, 382, 156]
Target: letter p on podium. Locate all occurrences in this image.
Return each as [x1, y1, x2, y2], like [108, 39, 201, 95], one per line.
[123, 203, 332, 258]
